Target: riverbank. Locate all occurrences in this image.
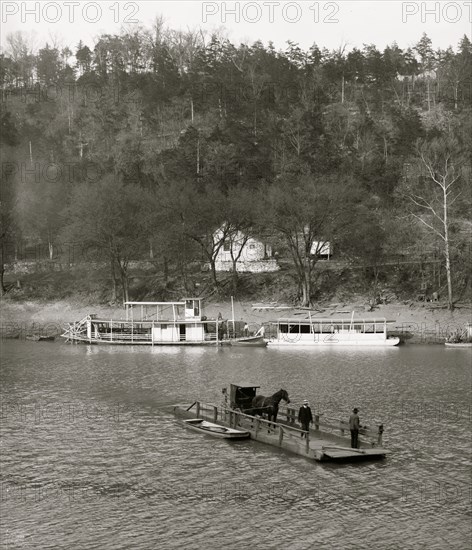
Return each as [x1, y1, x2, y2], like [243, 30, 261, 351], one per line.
[1, 297, 471, 343]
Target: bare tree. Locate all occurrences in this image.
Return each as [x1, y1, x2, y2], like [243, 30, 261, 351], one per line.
[266, 174, 357, 306]
[225, 185, 259, 293]
[404, 136, 464, 310]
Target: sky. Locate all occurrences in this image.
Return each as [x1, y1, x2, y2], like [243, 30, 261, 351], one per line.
[1, 0, 471, 54]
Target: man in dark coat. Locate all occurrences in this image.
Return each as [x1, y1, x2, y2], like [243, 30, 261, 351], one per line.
[349, 408, 360, 448]
[298, 400, 313, 438]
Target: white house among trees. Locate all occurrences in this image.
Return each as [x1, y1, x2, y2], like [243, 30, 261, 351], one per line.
[310, 241, 332, 259]
[213, 228, 279, 273]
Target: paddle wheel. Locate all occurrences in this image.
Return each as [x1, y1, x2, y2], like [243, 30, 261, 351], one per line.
[62, 314, 92, 342]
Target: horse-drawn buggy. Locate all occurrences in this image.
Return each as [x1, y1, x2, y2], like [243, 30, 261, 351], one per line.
[229, 383, 260, 411]
[227, 383, 290, 423]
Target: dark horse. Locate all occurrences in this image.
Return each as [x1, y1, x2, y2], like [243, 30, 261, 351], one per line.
[248, 389, 290, 423]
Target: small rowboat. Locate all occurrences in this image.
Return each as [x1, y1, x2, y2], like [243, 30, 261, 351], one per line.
[230, 335, 267, 347]
[26, 335, 55, 342]
[182, 419, 250, 439]
[445, 342, 472, 348]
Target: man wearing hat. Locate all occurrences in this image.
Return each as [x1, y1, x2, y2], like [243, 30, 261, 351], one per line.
[298, 400, 313, 438]
[349, 408, 360, 448]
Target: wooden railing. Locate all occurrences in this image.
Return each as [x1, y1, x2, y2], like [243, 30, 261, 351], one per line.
[281, 405, 384, 445]
[187, 401, 384, 448]
[88, 330, 219, 343]
[190, 401, 319, 454]
[94, 333, 152, 341]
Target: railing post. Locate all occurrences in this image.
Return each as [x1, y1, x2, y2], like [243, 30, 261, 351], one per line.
[378, 424, 384, 445]
[213, 406, 218, 422]
[234, 412, 240, 428]
[278, 425, 284, 446]
[255, 418, 260, 437]
[196, 401, 200, 418]
[306, 429, 310, 453]
[314, 414, 319, 430]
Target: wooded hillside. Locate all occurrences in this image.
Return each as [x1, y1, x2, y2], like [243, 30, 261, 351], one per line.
[1, 26, 471, 308]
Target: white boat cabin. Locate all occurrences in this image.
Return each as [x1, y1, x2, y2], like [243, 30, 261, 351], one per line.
[267, 317, 400, 346]
[124, 299, 206, 343]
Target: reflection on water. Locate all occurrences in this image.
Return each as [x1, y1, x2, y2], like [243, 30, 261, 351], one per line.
[0, 340, 470, 549]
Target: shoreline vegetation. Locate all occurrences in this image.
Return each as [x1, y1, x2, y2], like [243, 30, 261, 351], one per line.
[1, 297, 471, 344]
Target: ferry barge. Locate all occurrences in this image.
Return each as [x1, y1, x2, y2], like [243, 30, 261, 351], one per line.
[174, 384, 389, 462]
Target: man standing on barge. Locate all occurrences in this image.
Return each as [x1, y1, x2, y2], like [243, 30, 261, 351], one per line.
[349, 408, 360, 448]
[298, 400, 313, 438]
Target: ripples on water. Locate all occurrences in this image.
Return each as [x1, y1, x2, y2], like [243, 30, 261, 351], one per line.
[0, 341, 471, 549]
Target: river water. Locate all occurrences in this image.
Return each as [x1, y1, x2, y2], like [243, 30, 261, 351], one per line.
[0, 340, 470, 550]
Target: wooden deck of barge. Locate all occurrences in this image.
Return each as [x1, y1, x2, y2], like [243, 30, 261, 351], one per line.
[174, 401, 389, 462]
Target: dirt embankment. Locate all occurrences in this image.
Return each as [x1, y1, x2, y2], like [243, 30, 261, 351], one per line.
[1, 298, 470, 343]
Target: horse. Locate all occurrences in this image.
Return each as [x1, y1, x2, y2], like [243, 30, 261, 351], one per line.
[249, 389, 290, 424]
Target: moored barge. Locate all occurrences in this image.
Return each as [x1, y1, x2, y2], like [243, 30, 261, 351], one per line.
[267, 316, 400, 347]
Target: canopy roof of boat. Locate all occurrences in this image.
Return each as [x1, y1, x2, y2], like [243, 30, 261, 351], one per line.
[125, 301, 186, 306]
[86, 318, 215, 324]
[230, 383, 261, 389]
[272, 317, 396, 323]
[125, 299, 203, 306]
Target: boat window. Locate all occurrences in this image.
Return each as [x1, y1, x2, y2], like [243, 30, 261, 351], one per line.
[280, 324, 288, 333]
[289, 324, 299, 333]
[300, 324, 311, 333]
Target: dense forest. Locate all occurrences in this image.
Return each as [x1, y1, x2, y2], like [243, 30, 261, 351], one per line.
[0, 23, 471, 308]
